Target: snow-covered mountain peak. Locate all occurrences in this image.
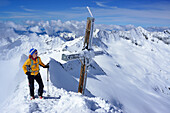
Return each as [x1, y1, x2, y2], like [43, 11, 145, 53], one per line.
[164, 29, 170, 35]
[135, 26, 148, 34]
[0, 20, 170, 113]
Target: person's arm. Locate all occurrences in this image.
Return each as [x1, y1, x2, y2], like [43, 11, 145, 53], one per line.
[22, 59, 31, 74]
[39, 57, 48, 68]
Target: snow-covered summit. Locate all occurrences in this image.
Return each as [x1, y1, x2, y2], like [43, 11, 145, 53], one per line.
[0, 20, 170, 113]
[1, 58, 122, 113]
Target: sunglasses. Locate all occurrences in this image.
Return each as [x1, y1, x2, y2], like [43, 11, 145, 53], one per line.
[35, 52, 38, 55]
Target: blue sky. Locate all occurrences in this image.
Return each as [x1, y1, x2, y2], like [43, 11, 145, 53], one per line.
[0, 0, 170, 27]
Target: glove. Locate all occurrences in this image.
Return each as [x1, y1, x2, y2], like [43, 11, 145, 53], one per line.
[26, 72, 31, 76]
[44, 63, 49, 68]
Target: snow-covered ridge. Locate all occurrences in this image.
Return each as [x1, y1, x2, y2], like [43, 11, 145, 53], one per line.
[94, 26, 170, 46]
[0, 20, 170, 113]
[0, 54, 123, 113]
[1, 69, 122, 113]
[0, 20, 170, 60]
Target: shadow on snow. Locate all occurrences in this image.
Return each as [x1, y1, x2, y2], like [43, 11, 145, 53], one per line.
[49, 58, 94, 97]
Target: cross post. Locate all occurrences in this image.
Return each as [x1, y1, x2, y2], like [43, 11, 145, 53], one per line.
[62, 17, 96, 94]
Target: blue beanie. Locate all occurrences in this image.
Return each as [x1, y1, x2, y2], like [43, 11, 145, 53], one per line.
[29, 48, 37, 55]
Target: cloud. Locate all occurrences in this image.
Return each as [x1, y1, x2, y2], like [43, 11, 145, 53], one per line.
[95, 2, 108, 7]
[1, 11, 41, 19]
[94, 7, 170, 20]
[1, 3, 170, 27]
[137, 1, 170, 10]
[91, 6, 170, 26]
[95, 1, 118, 9]
[45, 10, 88, 20]
[20, 6, 39, 12]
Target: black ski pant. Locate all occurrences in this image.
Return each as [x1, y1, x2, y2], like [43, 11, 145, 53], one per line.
[27, 73, 44, 97]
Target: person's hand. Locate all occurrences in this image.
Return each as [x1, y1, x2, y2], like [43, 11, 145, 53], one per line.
[44, 63, 49, 68]
[26, 72, 31, 76]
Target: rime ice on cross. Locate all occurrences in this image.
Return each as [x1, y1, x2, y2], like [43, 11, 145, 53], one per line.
[62, 17, 95, 94]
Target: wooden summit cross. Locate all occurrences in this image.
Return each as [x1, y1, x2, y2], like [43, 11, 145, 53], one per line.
[62, 17, 95, 94]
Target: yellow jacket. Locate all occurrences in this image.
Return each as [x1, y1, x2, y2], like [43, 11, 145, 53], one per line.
[23, 56, 46, 76]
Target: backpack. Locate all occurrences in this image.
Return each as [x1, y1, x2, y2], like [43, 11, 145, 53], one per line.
[26, 57, 40, 75]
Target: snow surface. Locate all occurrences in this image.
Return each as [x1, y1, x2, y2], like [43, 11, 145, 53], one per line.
[0, 20, 170, 113]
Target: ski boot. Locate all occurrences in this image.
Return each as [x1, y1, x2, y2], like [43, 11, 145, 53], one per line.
[30, 96, 35, 100]
[39, 96, 44, 99]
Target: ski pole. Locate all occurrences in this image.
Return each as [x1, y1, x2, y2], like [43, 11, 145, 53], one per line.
[47, 67, 50, 97]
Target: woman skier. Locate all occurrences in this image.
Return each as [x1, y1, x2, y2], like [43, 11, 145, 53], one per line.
[23, 48, 49, 100]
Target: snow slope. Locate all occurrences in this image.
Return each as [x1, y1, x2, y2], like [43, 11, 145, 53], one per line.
[0, 55, 121, 113]
[1, 74, 120, 113]
[0, 20, 170, 113]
